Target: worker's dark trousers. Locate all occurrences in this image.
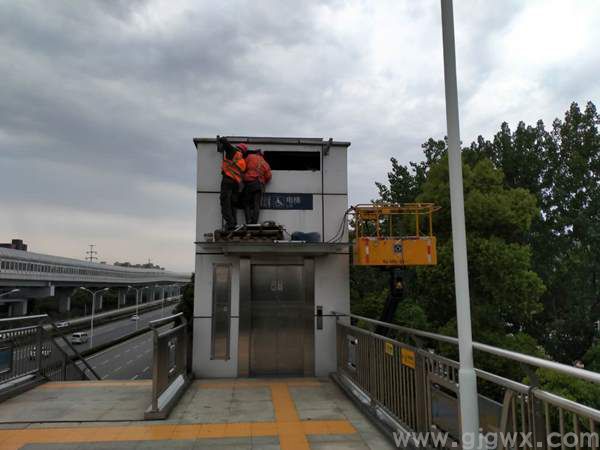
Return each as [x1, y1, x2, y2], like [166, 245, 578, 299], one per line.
[243, 181, 264, 224]
[220, 177, 240, 230]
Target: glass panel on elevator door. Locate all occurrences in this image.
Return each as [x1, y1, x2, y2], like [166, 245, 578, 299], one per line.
[250, 265, 307, 376]
[211, 264, 231, 360]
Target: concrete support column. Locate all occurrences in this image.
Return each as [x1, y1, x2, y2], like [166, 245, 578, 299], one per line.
[55, 289, 73, 313]
[58, 295, 71, 313]
[118, 289, 127, 308]
[9, 299, 28, 316]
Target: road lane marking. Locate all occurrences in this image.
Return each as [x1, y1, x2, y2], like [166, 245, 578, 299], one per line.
[142, 366, 150, 372]
[85, 332, 152, 361]
[131, 374, 139, 380]
[112, 366, 122, 373]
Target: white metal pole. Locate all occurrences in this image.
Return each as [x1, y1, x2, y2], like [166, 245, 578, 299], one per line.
[440, 0, 480, 446]
[90, 293, 96, 348]
[136, 289, 140, 330]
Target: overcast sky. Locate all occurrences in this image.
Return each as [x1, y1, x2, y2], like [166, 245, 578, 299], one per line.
[1, 0, 599, 273]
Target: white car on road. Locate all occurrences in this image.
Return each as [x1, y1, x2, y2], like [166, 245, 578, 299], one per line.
[71, 332, 89, 344]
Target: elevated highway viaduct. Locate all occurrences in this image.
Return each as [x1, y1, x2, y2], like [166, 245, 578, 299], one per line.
[0, 247, 190, 317]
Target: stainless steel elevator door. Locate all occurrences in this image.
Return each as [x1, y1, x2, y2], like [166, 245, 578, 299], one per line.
[250, 265, 306, 376]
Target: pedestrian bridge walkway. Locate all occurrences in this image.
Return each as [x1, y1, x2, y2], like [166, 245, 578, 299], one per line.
[0, 378, 393, 450]
[3, 313, 600, 450]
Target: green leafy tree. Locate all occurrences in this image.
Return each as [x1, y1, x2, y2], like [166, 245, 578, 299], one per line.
[352, 101, 599, 386]
[408, 156, 545, 338]
[349, 101, 600, 406]
[173, 273, 194, 326]
[465, 102, 600, 362]
[582, 342, 600, 372]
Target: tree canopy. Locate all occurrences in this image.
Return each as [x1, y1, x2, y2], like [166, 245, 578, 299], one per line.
[354, 101, 600, 392]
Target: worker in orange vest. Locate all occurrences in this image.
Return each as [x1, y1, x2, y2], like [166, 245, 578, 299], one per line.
[218, 137, 247, 230]
[242, 149, 272, 224]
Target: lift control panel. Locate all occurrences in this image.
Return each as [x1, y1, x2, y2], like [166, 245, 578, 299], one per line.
[352, 203, 440, 266]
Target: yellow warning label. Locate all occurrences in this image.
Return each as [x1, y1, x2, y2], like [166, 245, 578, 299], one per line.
[401, 348, 416, 369]
[384, 342, 394, 356]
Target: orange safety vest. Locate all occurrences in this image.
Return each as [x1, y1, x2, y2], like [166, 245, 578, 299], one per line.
[222, 150, 246, 184]
[243, 154, 272, 185]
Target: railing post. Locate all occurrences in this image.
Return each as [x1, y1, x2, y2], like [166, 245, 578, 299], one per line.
[151, 327, 159, 413]
[521, 364, 547, 450]
[36, 325, 43, 375]
[144, 312, 191, 420]
[336, 319, 341, 373]
[411, 336, 429, 432]
[368, 334, 377, 410]
[61, 353, 67, 381]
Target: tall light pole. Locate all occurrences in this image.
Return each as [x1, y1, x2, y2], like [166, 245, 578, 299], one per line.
[127, 285, 142, 330]
[440, 0, 480, 445]
[155, 284, 165, 317]
[77, 287, 109, 348]
[0, 288, 20, 298]
[163, 283, 177, 316]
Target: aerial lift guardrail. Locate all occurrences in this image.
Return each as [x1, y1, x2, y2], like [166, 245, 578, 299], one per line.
[352, 203, 440, 266]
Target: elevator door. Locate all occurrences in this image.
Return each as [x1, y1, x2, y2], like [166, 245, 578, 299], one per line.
[250, 265, 306, 376]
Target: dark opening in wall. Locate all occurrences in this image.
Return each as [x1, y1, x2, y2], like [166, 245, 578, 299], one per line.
[262, 151, 320, 171]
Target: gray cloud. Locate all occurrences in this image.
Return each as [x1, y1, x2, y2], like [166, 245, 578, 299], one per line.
[1, 0, 599, 271]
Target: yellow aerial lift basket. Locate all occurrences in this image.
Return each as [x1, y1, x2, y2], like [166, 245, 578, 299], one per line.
[353, 203, 440, 266]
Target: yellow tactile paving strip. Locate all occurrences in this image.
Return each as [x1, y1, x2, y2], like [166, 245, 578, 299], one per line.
[0, 379, 357, 450]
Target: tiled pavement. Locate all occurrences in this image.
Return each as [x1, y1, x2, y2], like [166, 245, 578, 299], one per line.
[0, 379, 396, 450]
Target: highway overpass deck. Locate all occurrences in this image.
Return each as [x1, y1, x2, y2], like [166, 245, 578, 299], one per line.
[0, 247, 190, 287]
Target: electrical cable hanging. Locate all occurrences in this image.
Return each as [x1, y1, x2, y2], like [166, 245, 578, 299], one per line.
[327, 207, 353, 243]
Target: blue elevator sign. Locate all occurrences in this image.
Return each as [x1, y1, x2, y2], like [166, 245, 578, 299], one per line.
[261, 193, 313, 210]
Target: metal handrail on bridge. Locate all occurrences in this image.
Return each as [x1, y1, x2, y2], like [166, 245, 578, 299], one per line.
[332, 311, 600, 449]
[334, 312, 600, 384]
[0, 314, 99, 401]
[144, 312, 192, 420]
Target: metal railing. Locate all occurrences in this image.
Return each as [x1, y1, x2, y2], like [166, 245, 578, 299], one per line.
[144, 312, 191, 420]
[0, 315, 98, 393]
[52, 295, 182, 330]
[334, 312, 600, 449]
